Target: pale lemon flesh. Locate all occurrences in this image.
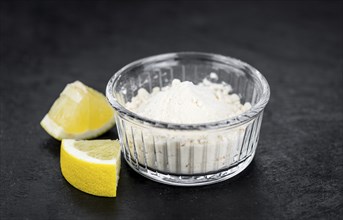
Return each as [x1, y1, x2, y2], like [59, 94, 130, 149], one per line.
[40, 81, 115, 140]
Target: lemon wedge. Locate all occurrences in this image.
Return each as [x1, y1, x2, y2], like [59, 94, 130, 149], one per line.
[40, 81, 115, 140]
[60, 139, 121, 197]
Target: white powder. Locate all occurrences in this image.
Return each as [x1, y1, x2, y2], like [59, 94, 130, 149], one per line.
[126, 78, 251, 124]
[123, 75, 252, 174]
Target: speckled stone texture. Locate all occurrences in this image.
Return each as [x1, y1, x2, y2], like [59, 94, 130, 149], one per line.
[1, 1, 342, 219]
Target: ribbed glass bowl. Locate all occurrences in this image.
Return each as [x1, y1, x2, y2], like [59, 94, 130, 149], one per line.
[106, 52, 270, 186]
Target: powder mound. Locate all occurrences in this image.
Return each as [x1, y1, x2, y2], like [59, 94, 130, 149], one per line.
[126, 78, 251, 124]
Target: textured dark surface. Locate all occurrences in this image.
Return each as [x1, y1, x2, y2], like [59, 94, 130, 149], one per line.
[1, 1, 342, 219]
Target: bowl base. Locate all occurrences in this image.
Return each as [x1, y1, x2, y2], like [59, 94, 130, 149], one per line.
[123, 152, 255, 186]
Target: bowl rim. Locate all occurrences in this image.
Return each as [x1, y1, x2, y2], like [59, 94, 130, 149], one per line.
[106, 52, 270, 130]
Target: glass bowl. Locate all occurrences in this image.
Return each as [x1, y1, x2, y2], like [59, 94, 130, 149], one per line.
[106, 52, 270, 186]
